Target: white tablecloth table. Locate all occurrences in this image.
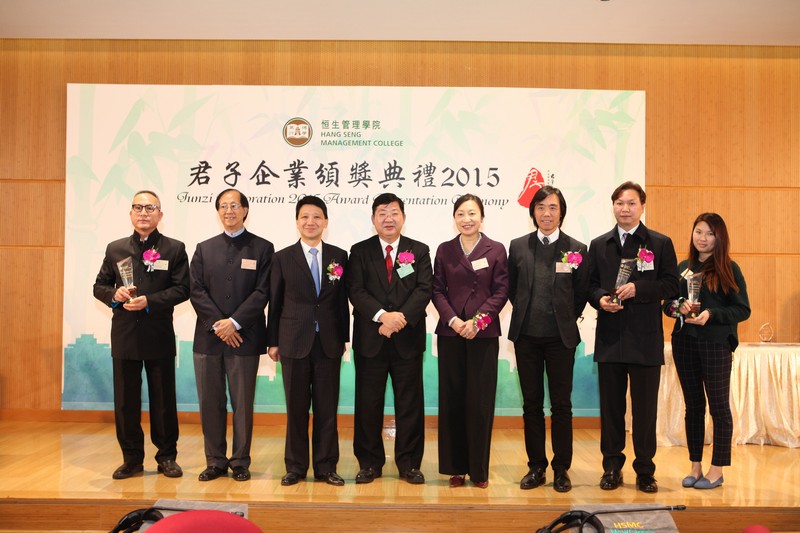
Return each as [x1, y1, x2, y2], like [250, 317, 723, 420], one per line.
[655, 342, 799, 448]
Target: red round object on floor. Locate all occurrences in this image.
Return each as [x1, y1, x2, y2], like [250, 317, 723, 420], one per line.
[146, 509, 262, 532]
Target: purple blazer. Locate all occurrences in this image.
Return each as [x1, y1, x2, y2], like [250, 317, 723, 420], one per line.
[432, 233, 509, 338]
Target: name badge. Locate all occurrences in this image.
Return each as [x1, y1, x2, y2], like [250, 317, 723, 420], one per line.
[397, 263, 414, 278]
[153, 259, 169, 271]
[639, 261, 655, 272]
[241, 258, 257, 270]
[555, 262, 572, 273]
[471, 257, 489, 270]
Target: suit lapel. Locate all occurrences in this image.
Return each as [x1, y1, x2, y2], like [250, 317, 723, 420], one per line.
[289, 241, 316, 297]
[390, 236, 412, 290]
[461, 234, 489, 271]
[319, 242, 337, 296]
[369, 236, 392, 292]
[525, 233, 537, 290]
[454, 236, 473, 272]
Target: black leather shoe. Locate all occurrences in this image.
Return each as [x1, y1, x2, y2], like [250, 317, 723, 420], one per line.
[281, 472, 306, 486]
[636, 474, 658, 493]
[553, 468, 572, 493]
[198, 466, 227, 482]
[157, 459, 183, 478]
[355, 467, 382, 484]
[520, 467, 546, 490]
[399, 468, 425, 484]
[112, 463, 143, 479]
[232, 466, 251, 481]
[600, 469, 623, 490]
[314, 472, 345, 486]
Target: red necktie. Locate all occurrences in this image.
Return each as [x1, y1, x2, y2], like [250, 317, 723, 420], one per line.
[385, 245, 393, 283]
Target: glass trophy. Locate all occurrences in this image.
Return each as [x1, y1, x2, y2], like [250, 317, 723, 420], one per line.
[116, 256, 138, 302]
[610, 258, 637, 305]
[686, 272, 703, 318]
[758, 322, 774, 343]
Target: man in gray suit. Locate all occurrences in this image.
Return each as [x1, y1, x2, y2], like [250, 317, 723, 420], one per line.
[267, 196, 350, 487]
[190, 188, 273, 482]
[508, 185, 589, 493]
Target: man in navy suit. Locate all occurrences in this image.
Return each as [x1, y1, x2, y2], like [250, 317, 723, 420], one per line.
[93, 190, 189, 480]
[267, 196, 350, 487]
[190, 188, 273, 483]
[587, 181, 678, 493]
[347, 193, 433, 484]
[508, 185, 589, 493]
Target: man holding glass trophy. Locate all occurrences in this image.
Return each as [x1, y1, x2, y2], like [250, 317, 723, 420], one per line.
[93, 190, 190, 480]
[587, 182, 678, 493]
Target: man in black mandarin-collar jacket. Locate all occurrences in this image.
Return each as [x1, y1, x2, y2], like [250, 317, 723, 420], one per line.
[93, 190, 189, 480]
[190, 189, 273, 483]
[347, 193, 433, 485]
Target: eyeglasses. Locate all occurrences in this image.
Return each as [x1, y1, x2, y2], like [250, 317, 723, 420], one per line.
[131, 204, 160, 214]
[218, 203, 242, 212]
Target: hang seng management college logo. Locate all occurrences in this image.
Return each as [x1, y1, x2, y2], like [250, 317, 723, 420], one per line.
[284, 117, 313, 147]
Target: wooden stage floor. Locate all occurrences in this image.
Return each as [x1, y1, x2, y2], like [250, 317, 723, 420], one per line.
[0, 420, 798, 532]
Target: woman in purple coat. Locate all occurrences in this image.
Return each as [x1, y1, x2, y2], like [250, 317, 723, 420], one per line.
[432, 194, 509, 488]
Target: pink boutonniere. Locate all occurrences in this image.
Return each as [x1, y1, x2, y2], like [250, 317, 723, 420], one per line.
[397, 251, 415, 265]
[561, 251, 582, 269]
[142, 247, 160, 272]
[637, 246, 655, 271]
[327, 260, 344, 282]
[473, 312, 492, 331]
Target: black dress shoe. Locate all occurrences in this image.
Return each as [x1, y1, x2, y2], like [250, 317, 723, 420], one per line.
[636, 474, 658, 493]
[232, 466, 251, 481]
[281, 472, 306, 486]
[198, 466, 227, 482]
[157, 459, 183, 478]
[399, 468, 426, 485]
[314, 472, 345, 486]
[600, 469, 623, 490]
[355, 467, 382, 484]
[520, 467, 546, 490]
[553, 468, 572, 493]
[112, 463, 143, 480]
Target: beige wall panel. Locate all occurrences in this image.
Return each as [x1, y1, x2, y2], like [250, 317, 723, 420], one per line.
[3, 40, 799, 187]
[0, 182, 64, 246]
[0, 248, 63, 409]
[734, 256, 800, 344]
[0, 40, 66, 181]
[646, 187, 800, 255]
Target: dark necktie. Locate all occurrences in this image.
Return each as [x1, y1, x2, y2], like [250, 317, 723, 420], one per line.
[621, 232, 630, 246]
[385, 245, 393, 283]
[542, 236, 550, 245]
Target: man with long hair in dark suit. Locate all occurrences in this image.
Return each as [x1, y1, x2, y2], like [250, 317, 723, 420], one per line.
[267, 196, 350, 487]
[508, 185, 589, 493]
[347, 193, 433, 485]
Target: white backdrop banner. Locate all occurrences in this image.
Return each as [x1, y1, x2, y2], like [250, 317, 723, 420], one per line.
[64, 85, 645, 415]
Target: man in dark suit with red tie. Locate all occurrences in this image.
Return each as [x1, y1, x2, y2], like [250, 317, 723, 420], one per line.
[267, 196, 350, 487]
[587, 181, 679, 493]
[347, 193, 433, 484]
